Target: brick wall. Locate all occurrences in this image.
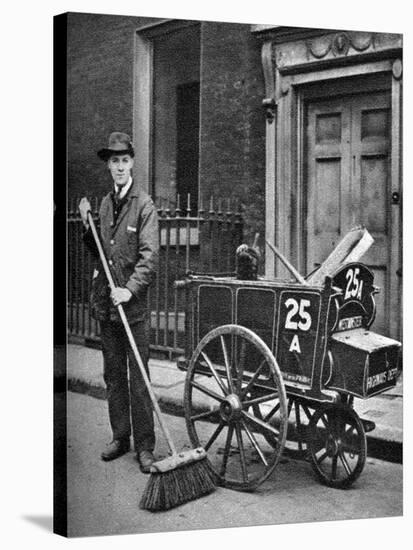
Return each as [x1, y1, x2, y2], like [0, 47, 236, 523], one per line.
[200, 22, 266, 246]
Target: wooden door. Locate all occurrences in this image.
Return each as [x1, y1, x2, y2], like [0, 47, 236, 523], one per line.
[306, 90, 395, 336]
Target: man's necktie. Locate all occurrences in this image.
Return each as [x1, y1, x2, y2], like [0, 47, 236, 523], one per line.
[115, 187, 122, 205]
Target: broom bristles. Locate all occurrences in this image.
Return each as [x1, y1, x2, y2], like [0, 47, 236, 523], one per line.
[139, 456, 216, 512]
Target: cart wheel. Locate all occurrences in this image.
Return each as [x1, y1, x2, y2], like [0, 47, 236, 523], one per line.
[184, 324, 288, 491]
[308, 404, 366, 489]
[252, 396, 313, 460]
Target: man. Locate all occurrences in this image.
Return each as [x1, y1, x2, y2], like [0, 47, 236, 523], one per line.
[78, 132, 159, 473]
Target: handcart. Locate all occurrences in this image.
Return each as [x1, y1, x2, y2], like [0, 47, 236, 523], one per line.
[176, 260, 401, 491]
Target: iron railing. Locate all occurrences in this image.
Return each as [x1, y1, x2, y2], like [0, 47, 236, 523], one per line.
[68, 194, 243, 357]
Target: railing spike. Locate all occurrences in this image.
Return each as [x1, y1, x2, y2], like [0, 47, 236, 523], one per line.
[226, 197, 231, 215]
[165, 197, 171, 217]
[186, 193, 191, 217]
[198, 194, 205, 223]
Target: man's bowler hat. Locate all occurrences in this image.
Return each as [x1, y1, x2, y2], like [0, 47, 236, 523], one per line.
[97, 132, 135, 161]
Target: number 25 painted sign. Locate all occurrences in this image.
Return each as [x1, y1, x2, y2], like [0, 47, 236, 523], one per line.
[344, 267, 364, 301]
[285, 298, 312, 331]
[279, 291, 320, 360]
[332, 262, 376, 329]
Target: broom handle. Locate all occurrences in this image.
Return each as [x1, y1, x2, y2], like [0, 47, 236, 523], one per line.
[265, 239, 309, 286]
[87, 211, 178, 456]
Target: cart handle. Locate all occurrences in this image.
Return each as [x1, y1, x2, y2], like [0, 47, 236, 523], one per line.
[265, 240, 309, 286]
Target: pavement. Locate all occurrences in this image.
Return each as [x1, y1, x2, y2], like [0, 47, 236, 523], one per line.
[64, 391, 403, 537]
[64, 342, 403, 463]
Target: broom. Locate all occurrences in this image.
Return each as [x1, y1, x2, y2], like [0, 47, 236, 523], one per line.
[86, 211, 216, 511]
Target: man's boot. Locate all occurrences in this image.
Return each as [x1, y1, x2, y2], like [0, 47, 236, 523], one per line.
[136, 450, 155, 473]
[101, 439, 130, 461]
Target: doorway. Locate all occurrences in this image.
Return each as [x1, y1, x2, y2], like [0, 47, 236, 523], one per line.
[176, 81, 200, 212]
[151, 23, 201, 209]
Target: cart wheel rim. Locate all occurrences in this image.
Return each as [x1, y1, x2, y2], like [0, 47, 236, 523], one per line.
[184, 324, 288, 491]
[307, 403, 367, 489]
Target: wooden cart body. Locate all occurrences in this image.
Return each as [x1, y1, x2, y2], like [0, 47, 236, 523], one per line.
[180, 262, 400, 401]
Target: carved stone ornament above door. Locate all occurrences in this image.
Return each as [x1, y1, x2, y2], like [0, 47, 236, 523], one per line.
[307, 31, 374, 60]
[252, 27, 402, 73]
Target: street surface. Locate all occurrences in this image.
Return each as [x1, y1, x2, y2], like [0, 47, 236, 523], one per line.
[66, 391, 402, 538]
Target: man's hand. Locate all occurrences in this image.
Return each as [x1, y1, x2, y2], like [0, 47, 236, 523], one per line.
[111, 287, 132, 307]
[79, 197, 92, 228]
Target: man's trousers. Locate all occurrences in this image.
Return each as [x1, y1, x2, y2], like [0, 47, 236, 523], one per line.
[100, 316, 155, 453]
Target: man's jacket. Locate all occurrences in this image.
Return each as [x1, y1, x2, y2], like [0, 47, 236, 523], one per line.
[84, 180, 159, 324]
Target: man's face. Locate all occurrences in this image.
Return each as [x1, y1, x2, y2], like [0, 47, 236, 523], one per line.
[108, 154, 134, 187]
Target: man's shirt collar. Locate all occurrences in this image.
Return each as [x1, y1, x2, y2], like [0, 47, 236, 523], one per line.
[114, 176, 133, 199]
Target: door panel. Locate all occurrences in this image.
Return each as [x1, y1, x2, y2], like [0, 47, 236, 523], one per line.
[314, 160, 341, 235]
[306, 90, 392, 335]
[306, 100, 351, 273]
[352, 93, 390, 334]
[361, 157, 388, 233]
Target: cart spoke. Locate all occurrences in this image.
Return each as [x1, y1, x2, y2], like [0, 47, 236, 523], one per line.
[263, 402, 281, 422]
[338, 450, 352, 476]
[241, 419, 268, 466]
[220, 335, 234, 393]
[235, 423, 248, 483]
[200, 351, 229, 395]
[344, 424, 356, 440]
[294, 402, 304, 452]
[319, 412, 332, 432]
[220, 425, 234, 477]
[335, 415, 344, 437]
[191, 380, 225, 403]
[332, 455, 338, 479]
[243, 392, 279, 407]
[190, 408, 220, 422]
[295, 401, 301, 428]
[204, 420, 225, 451]
[316, 450, 329, 465]
[241, 359, 266, 397]
[242, 410, 280, 437]
[301, 403, 313, 421]
[237, 339, 247, 393]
